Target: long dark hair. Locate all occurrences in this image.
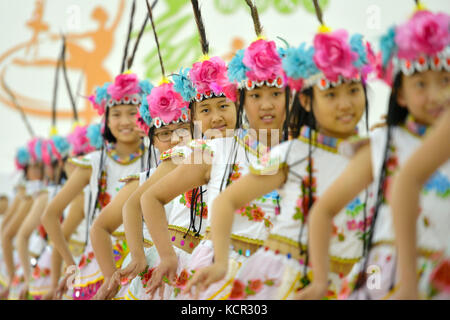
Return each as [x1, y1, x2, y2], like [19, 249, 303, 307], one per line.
[353, 73, 408, 297]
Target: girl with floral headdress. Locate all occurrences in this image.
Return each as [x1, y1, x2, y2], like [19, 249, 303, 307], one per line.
[1, 137, 46, 299]
[40, 73, 152, 300]
[15, 135, 71, 299]
[134, 0, 291, 300]
[41, 0, 155, 299]
[297, 1, 450, 300]
[102, 0, 238, 301]
[184, 0, 376, 300]
[390, 107, 450, 300]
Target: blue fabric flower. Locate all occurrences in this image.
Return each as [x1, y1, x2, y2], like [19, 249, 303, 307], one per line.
[380, 26, 397, 68]
[282, 43, 318, 80]
[52, 135, 70, 157]
[424, 171, 450, 197]
[350, 33, 367, 68]
[139, 80, 154, 95]
[95, 82, 111, 104]
[139, 95, 152, 126]
[227, 49, 249, 83]
[16, 146, 30, 166]
[86, 123, 104, 150]
[172, 68, 196, 102]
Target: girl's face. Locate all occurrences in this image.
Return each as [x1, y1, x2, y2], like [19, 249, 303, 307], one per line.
[301, 81, 366, 139]
[397, 70, 450, 126]
[244, 85, 286, 133]
[152, 122, 192, 153]
[193, 97, 237, 138]
[44, 164, 54, 182]
[27, 162, 43, 181]
[107, 104, 141, 144]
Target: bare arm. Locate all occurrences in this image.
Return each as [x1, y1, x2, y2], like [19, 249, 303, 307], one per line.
[41, 166, 91, 267]
[91, 180, 139, 279]
[1, 187, 26, 231]
[17, 191, 49, 285]
[391, 110, 450, 299]
[1, 196, 34, 285]
[296, 144, 373, 299]
[184, 169, 286, 297]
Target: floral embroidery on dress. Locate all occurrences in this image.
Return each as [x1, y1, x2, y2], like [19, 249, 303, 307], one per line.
[138, 266, 155, 289]
[78, 251, 95, 268]
[293, 158, 317, 222]
[113, 240, 129, 269]
[429, 258, 450, 297]
[32, 265, 51, 280]
[227, 162, 274, 228]
[180, 188, 208, 219]
[228, 278, 277, 300]
[97, 170, 111, 209]
[382, 145, 399, 203]
[423, 171, 450, 198]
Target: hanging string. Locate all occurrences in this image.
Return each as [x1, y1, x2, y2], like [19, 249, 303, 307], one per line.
[190, 0, 209, 56]
[312, 0, 325, 26]
[145, 0, 166, 79]
[127, 0, 158, 70]
[2, 69, 35, 138]
[244, 0, 263, 37]
[51, 41, 63, 133]
[120, 0, 136, 74]
[60, 34, 79, 122]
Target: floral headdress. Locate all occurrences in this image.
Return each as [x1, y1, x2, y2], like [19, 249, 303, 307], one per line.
[27, 137, 45, 164]
[41, 136, 71, 166]
[136, 0, 190, 135]
[379, 1, 449, 86]
[172, 0, 237, 103]
[281, 1, 376, 92]
[67, 124, 97, 157]
[15, 146, 31, 170]
[227, 0, 286, 91]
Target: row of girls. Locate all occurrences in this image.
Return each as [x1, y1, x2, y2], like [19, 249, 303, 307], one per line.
[0, 0, 449, 300]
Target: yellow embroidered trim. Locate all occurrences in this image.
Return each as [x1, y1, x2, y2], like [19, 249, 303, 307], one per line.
[329, 255, 361, 264]
[118, 174, 140, 183]
[207, 278, 234, 300]
[249, 162, 287, 176]
[126, 288, 139, 300]
[77, 269, 102, 281]
[72, 275, 104, 288]
[69, 239, 86, 246]
[282, 272, 302, 300]
[372, 240, 438, 257]
[168, 225, 204, 239]
[29, 289, 50, 295]
[382, 283, 399, 300]
[160, 150, 187, 161]
[298, 135, 340, 154]
[230, 234, 265, 246]
[235, 135, 267, 159]
[67, 157, 91, 168]
[267, 234, 308, 251]
[143, 239, 154, 247]
[112, 231, 125, 238]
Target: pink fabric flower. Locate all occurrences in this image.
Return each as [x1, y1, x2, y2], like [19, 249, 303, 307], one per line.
[107, 73, 140, 101]
[27, 138, 39, 163]
[313, 30, 359, 82]
[189, 56, 229, 95]
[67, 125, 95, 156]
[41, 140, 52, 166]
[88, 95, 106, 116]
[243, 39, 283, 82]
[396, 11, 450, 60]
[147, 82, 188, 124]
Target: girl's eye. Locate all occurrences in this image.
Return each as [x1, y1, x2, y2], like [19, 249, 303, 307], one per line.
[442, 76, 450, 86]
[250, 94, 260, 99]
[273, 91, 282, 97]
[350, 87, 360, 94]
[200, 108, 209, 113]
[416, 81, 426, 88]
[220, 104, 229, 109]
[325, 92, 335, 98]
